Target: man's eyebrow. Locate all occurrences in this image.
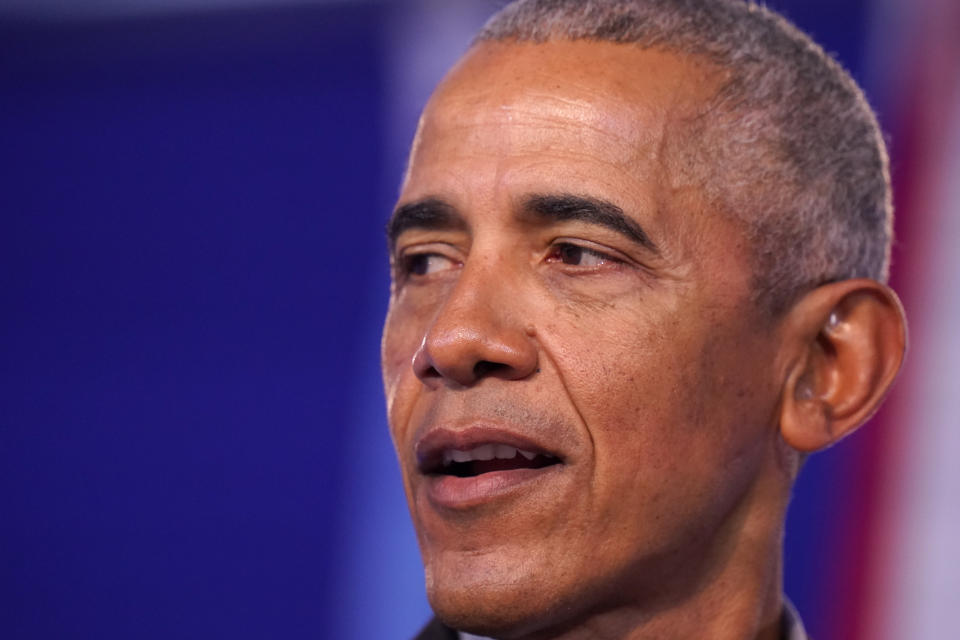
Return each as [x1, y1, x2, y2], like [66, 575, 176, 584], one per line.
[386, 197, 466, 249]
[521, 194, 659, 254]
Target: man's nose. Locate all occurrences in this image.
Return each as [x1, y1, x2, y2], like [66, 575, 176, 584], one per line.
[412, 268, 538, 388]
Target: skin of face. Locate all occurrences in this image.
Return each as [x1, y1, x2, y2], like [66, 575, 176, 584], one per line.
[382, 41, 796, 639]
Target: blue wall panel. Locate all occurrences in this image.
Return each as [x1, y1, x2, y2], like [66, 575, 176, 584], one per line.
[1, 7, 386, 638]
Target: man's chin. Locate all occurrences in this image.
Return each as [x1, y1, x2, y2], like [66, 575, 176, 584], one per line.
[427, 587, 549, 639]
[424, 560, 578, 639]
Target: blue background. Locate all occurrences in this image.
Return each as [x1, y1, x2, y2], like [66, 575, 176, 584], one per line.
[0, 1, 890, 638]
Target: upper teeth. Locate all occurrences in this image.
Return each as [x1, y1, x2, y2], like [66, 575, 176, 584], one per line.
[442, 444, 540, 466]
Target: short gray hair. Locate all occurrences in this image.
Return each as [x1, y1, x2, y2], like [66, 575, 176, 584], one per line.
[477, 0, 892, 314]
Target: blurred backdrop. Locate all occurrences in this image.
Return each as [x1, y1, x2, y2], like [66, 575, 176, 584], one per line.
[1, 0, 957, 638]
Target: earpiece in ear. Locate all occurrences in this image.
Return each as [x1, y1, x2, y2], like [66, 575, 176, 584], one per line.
[826, 310, 840, 330]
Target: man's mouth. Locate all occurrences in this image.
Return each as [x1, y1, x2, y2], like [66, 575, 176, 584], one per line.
[414, 427, 567, 508]
[430, 444, 559, 478]
[416, 427, 563, 476]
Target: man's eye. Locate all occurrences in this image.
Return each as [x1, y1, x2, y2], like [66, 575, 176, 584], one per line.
[547, 243, 616, 267]
[402, 252, 457, 276]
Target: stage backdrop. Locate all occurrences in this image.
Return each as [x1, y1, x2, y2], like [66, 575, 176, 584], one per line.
[2, 1, 957, 639]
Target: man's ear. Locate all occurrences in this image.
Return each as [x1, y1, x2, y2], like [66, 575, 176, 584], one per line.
[779, 279, 907, 452]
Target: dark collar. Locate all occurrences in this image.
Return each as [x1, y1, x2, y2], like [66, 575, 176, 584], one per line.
[413, 617, 458, 640]
[415, 602, 808, 640]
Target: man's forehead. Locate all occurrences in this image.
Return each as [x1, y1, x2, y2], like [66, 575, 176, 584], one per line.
[404, 41, 716, 228]
[406, 40, 722, 197]
[425, 40, 719, 126]
[422, 90, 633, 147]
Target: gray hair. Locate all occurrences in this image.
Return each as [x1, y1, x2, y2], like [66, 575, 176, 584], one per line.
[477, 0, 892, 314]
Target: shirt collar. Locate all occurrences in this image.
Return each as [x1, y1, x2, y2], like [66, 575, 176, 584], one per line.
[459, 599, 809, 640]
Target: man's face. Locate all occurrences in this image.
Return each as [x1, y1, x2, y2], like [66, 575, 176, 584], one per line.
[382, 41, 787, 635]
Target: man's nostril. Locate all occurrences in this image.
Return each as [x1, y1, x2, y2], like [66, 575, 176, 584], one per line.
[473, 360, 507, 378]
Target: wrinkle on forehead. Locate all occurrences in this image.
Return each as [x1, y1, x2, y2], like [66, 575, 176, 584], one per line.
[409, 41, 717, 191]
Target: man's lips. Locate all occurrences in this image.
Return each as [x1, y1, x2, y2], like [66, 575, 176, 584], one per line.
[414, 426, 566, 509]
[415, 426, 563, 476]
